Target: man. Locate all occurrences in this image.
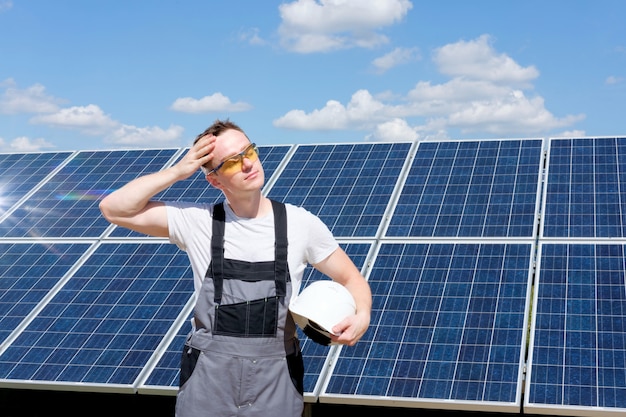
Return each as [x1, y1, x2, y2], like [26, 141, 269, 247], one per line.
[99, 119, 372, 416]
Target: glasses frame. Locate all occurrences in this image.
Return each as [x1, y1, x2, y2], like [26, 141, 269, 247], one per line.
[201, 142, 258, 176]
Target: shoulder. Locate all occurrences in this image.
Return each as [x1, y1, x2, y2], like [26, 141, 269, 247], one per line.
[282, 202, 316, 220]
[166, 201, 215, 220]
[281, 202, 332, 232]
[166, 200, 214, 211]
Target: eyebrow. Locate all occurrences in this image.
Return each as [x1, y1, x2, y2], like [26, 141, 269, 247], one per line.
[219, 142, 253, 162]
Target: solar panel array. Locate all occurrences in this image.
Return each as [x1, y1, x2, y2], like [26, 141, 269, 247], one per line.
[1, 136, 626, 416]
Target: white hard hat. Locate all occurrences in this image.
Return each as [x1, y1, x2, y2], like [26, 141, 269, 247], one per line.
[289, 280, 356, 345]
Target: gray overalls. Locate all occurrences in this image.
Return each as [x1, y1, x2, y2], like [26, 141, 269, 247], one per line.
[175, 200, 304, 417]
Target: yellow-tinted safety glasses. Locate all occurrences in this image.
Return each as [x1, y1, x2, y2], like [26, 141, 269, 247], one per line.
[202, 142, 259, 176]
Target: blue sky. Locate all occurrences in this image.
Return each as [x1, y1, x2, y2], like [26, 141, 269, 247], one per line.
[0, 0, 624, 152]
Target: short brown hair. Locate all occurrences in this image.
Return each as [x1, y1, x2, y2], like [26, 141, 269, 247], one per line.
[193, 119, 247, 145]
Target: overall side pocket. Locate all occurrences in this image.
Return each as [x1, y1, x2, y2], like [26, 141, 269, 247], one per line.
[179, 344, 201, 388]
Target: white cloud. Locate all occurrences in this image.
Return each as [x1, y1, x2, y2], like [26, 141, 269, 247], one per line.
[170, 93, 252, 113]
[446, 91, 585, 135]
[0, 1, 12, 13]
[275, 89, 390, 130]
[278, 0, 413, 53]
[366, 118, 418, 141]
[28, 103, 184, 147]
[606, 75, 623, 85]
[552, 130, 586, 138]
[30, 104, 118, 134]
[434, 34, 539, 86]
[0, 136, 54, 152]
[105, 124, 184, 147]
[0, 79, 63, 114]
[1, 80, 183, 149]
[275, 35, 584, 139]
[372, 47, 420, 74]
[274, 100, 350, 130]
[239, 28, 266, 46]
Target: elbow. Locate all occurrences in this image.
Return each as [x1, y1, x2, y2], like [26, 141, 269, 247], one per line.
[99, 198, 116, 223]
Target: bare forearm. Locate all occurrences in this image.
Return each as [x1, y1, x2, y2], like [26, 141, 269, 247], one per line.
[345, 276, 372, 318]
[100, 134, 215, 221]
[100, 166, 182, 219]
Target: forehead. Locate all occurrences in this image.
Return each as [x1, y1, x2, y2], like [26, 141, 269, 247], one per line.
[214, 129, 250, 159]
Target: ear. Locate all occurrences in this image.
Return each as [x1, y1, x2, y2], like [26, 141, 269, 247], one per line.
[205, 173, 223, 190]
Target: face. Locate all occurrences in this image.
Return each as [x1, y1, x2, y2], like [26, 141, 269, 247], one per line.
[204, 142, 258, 176]
[206, 129, 265, 193]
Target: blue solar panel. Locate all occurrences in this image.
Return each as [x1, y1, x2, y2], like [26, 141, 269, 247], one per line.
[109, 145, 291, 238]
[267, 143, 411, 238]
[526, 243, 626, 414]
[0, 242, 193, 386]
[321, 242, 532, 411]
[0, 152, 72, 218]
[0, 149, 178, 238]
[543, 137, 626, 238]
[139, 311, 193, 392]
[386, 139, 543, 238]
[0, 242, 91, 344]
[5, 137, 626, 416]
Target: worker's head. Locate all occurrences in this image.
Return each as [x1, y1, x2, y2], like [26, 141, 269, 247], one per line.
[194, 119, 264, 192]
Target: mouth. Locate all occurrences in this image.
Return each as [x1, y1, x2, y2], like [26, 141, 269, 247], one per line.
[244, 170, 259, 181]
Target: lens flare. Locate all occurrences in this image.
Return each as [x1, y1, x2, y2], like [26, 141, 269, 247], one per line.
[54, 189, 115, 201]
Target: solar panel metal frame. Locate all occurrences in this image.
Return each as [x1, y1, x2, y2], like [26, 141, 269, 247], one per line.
[265, 141, 416, 239]
[5, 136, 626, 416]
[525, 240, 626, 417]
[0, 239, 194, 392]
[541, 136, 626, 240]
[0, 148, 183, 239]
[384, 138, 545, 239]
[0, 151, 75, 225]
[314, 239, 534, 413]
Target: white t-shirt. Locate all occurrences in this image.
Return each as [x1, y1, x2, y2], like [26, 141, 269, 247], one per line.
[166, 200, 339, 304]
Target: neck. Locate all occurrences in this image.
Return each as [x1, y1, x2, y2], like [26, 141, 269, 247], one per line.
[224, 191, 271, 219]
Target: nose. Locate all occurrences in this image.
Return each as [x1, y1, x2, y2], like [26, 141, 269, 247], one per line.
[241, 155, 254, 171]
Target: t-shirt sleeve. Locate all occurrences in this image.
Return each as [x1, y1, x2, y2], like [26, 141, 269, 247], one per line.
[300, 207, 339, 265]
[166, 201, 212, 251]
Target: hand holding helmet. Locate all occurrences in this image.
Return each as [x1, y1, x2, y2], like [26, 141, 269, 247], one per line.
[289, 280, 357, 346]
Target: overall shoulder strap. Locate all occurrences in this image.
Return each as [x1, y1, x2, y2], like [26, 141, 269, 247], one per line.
[210, 202, 225, 303]
[271, 200, 289, 297]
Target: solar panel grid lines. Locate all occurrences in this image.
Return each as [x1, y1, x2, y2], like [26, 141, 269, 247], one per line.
[266, 142, 414, 238]
[136, 309, 193, 396]
[542, 136, 626, 239]
[386, 138, 544, 239]
[4, 137, 626, 416]
[318, 241, 533, 413]
[525, 242, 626, 416]
[0, 240, 194, 390]
[134, 296, 195, 395]
[0, 241, 95, 351]
[0, 151, 75, 224]
[0, 149, 181, 239]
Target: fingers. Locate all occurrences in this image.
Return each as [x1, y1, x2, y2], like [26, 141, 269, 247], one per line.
[330, 320, 359, 346]
[191, 134, 216, 171]
[330, 313, 369, 346]
[195, 134, 216, 163]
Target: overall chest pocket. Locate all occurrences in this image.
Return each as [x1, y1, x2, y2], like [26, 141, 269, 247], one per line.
[214, 295, 279, 337]
[212, 259, 281, 337]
